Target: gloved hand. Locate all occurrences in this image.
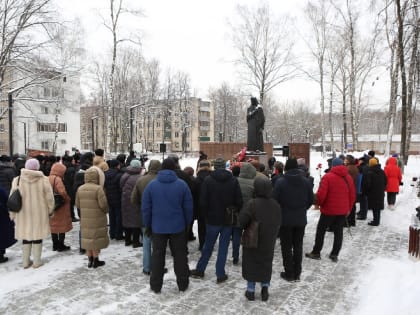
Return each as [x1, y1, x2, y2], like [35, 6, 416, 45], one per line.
[144, 226, 152, 237]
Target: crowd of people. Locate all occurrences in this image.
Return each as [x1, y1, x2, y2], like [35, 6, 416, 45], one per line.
[0, 148, 403, 301]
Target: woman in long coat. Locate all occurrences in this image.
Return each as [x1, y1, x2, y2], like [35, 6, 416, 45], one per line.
[384, 157, 402, 210]
[9, 158, 55, 268]
[49, 163, 72, 251]
[0, 186, 16, 263]
[362, 158, 387, 226]
[76, 166, 109, 268]
[120, 159, 143, 248]
[239, 176, 281, 302]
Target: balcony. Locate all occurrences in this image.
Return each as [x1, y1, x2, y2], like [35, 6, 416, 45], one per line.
[200, 106, 210, 112]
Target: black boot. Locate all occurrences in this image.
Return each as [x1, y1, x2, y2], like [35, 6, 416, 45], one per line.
[125, 228, 132, 246]
[93, 257, 105, 268]
[0, 254, 8, 263]
[261, 287, 269, 301]
[51, 233, 59, 251]
[132, 228, 142, 248]
[88, 256, 93, 268]
[58, 233, 70, 252]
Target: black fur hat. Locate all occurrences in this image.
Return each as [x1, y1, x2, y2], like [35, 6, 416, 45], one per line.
[251, 97, 259, 106]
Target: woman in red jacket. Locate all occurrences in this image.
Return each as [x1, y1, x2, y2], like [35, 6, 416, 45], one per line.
[384, 157, 402, 210]
[306, 158, 356, 262]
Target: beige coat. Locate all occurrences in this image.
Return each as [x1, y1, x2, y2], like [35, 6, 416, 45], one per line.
[76, 167, 109, 250]
[49, 163, 72, 234]
[9, 169, 55, 241]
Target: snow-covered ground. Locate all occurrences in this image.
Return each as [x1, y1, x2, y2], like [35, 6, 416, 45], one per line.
[1, 152, 419, 315]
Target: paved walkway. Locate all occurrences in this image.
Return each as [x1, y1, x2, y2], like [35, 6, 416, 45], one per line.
[0, 208, 408, 315]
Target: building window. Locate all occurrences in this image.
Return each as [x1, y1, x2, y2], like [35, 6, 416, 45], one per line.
[37, 122, 67, 132]
[0, 141, 4, 151]
[43, 87, 50, 98]
[156, 131, 161, 138]
[0, 124, 4, 132]
[186, 142, 190, 148]
[175, 131, 179, 138]
[41, 141, 49, 150]
[200, 131, 208, 137]
[41, 107, 49, 114]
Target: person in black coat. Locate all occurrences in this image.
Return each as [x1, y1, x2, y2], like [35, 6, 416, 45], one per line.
[273, 158, 314, 282]
[0, 186, 17, 263]
[0, 155, 17, 194]
[104, 159, 124, 240]
[362, 157, 387, 226]
[62, 155, 78, 222]
[357, 155, 370, 220]
[240, 176, 281, 301]
[195, 160, 212, 250]
[190, 158, 243, 283]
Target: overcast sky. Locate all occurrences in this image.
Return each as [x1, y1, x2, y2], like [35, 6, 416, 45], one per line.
[56, 0, 388, 108]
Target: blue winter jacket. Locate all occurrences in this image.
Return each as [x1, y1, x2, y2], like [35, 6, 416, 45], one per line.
[142, 169, 193, 234]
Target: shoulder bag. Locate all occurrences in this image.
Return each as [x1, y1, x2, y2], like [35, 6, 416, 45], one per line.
[241, 200, 259, 248]
[53, 176, 65, 212]
[8, 176, 22, 212]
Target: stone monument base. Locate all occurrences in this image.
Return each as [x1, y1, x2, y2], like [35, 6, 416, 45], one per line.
[245, 151, 268, 167]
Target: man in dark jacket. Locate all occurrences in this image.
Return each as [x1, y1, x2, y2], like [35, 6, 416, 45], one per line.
[190, 158, 243, 283]
[357, 155, 370, 220]
[0, 155, 17, 194]
[104, 159, 124, 240]
[195, 160, 212, 250]
[306, 158, 356, 262]
[131, 160, 161, 275]
[362, 157, 387, 226]
[142, 158, 193, 293]
[273, 158, 314, 282]
[62, 155, 78, 222]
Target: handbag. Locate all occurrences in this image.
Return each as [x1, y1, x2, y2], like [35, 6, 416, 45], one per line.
[7, 176, 22, 213]
[224, 205, 239, 226]
[241, 200, 259, 248]
[53, 176, 65, 212]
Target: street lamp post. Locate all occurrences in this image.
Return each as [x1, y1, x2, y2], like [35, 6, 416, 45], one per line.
[129, 103, 146, 153]
[91, 116, 98, 151]
[8, 92, 13, 156]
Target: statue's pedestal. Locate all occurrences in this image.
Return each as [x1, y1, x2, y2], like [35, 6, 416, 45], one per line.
[245, 151, 268, 167]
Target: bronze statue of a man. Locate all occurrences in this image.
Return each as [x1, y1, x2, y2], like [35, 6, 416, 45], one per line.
[246, 97, 265, 152]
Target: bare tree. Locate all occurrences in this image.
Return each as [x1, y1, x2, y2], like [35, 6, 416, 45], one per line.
[100, 0, 143, 153]
[230, 2, 297, 104]
[209, 83, 247, 143]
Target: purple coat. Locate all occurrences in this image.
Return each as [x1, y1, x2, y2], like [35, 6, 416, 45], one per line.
[120, 167, 142, 228]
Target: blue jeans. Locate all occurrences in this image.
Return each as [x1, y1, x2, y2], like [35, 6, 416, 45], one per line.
[196, 224, 232, 278]
[231, 227, 242, 260]
[247, 281, 270, 292]
[142, 227, 151, 273]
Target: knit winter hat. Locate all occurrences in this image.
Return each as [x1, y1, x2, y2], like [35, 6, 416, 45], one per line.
[369, 157, 378, 167]
[284, 158, 298, 171]
[213, 158, 225, 170]
[199, 159, 211, 167]
[162, 158, 176, 170]
[332, 158, 344, 167]
[25, 158, 40, 170]
[107, 159, 120, 168]
[130, 159, 141, 168]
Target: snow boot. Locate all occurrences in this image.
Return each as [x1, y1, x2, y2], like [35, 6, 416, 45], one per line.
[245, 290, 255, 301]
[93, 257, 105, 268]
[32, 243, 44, 268]
[51, 233, 59, 251]
[22, 243, 32, 269]
[58, 233, 70, 252]
[88, 256, 93, 268]
[261, 287, 269, 301]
